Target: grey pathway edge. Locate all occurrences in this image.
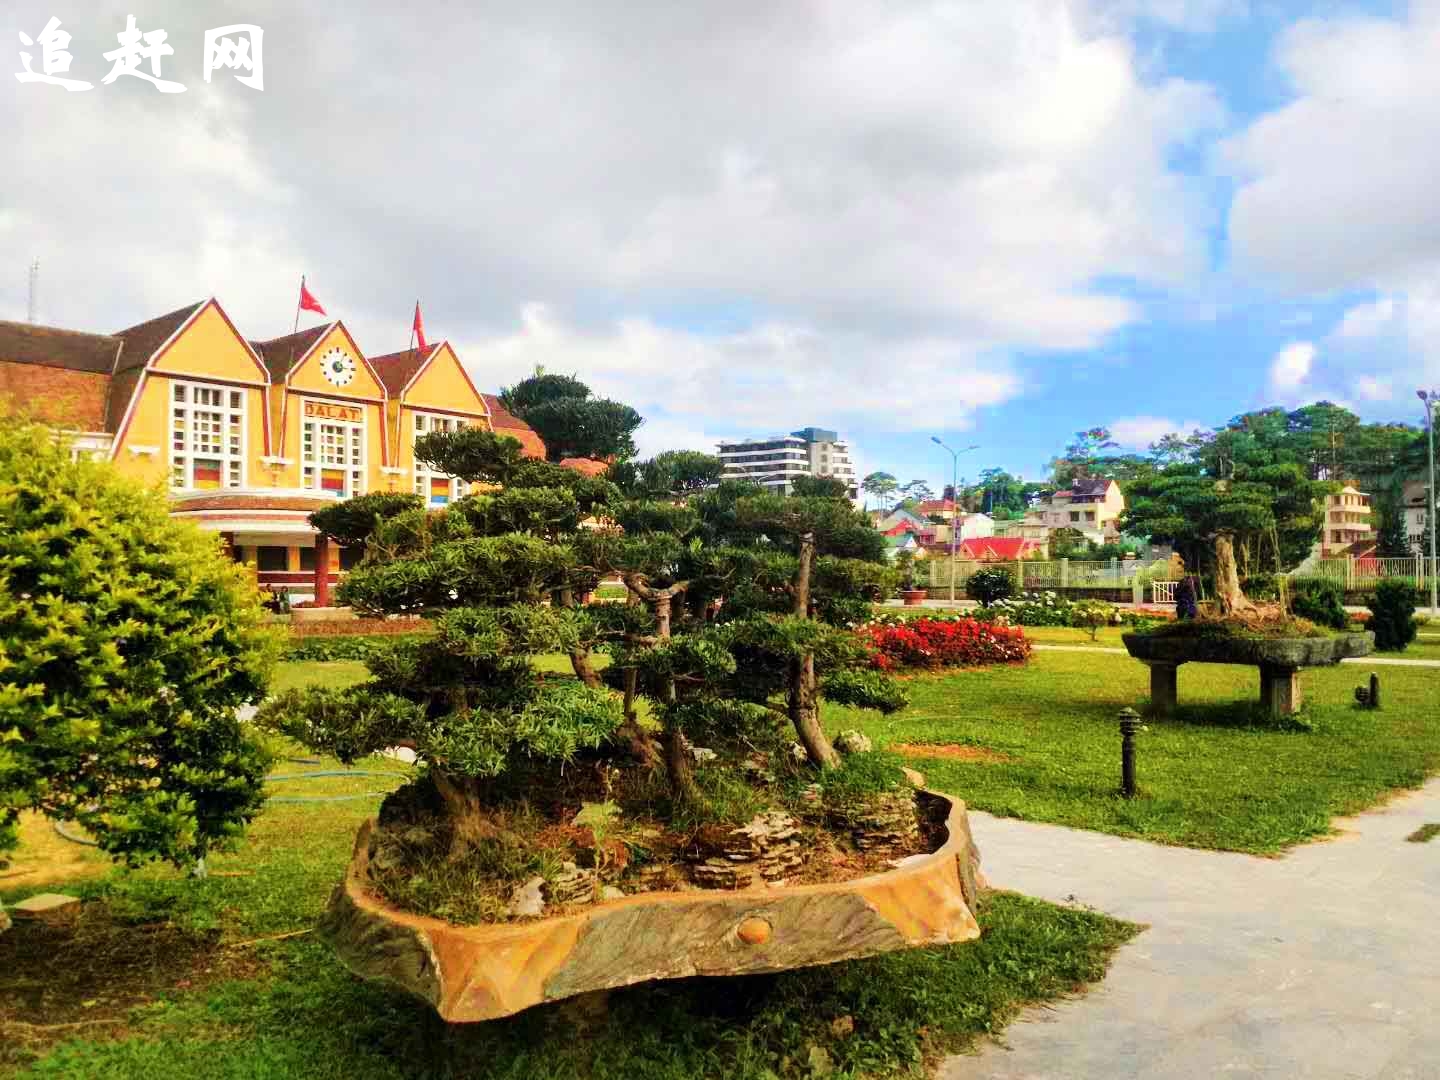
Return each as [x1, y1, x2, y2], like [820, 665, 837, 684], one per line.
[938, 777, 1440, 1080]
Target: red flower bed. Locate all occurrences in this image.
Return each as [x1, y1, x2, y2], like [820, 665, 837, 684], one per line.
[861, 617, 1032, 671]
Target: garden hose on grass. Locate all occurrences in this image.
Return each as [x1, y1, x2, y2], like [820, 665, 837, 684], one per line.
[50, 767, 408, 847]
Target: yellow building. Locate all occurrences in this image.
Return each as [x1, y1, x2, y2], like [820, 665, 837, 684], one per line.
[1023, 478, 1125, 543]
[0, 298, 547, 602]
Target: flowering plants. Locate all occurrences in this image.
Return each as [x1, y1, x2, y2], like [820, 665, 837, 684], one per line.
[858, 616, 1032, 671]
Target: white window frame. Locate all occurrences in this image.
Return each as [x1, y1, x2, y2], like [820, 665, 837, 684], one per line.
[412, 411, 468, 506]
[300, 399, 366, 498]
[169, 379, 247, 491]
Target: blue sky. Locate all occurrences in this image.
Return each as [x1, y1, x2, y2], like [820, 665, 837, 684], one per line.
[5, 1, 1440, 489]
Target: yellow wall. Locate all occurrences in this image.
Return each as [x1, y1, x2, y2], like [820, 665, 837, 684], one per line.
[112, 377, 269, 489]
[286, 325, 384, 402]
[149, 303, 269, 384]
[393, 343, 492, 485]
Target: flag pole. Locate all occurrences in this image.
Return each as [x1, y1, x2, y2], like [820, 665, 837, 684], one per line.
[293, 275, 305, 336]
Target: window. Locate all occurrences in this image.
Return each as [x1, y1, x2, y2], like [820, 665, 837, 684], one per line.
[170, 381, 245, 490]
[256, 546, 288, 572]
[301, 401, 365, 497]
[412, 413, 468, 505]
[1069, 511, 1081, 522]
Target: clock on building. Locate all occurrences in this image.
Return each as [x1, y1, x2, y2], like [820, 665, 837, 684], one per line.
[319, 347, 357, 387]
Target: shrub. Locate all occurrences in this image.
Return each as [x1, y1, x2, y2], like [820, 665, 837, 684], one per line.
[1367, 578, 1418, 652]
[1240, 573, 1280, 601]
[1290, 578, 1347, 630]
[1071, 600, 1113, 641]
[975, 591, 1076, 627]
[860, 617, 1031, 670]
[967, 566, 1016, 606]
[0, 424, 278, 868]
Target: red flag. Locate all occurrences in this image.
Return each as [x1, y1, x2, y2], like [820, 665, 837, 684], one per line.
[299, 279, 326, 316]
[412, 301, 428, 351]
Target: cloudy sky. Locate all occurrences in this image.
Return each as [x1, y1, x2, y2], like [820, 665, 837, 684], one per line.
[5, 1, 1439, 490]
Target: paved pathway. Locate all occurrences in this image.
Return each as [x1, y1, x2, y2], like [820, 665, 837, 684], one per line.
[1032, 643, 1440, 668]
[939, 779, 1440, 1080]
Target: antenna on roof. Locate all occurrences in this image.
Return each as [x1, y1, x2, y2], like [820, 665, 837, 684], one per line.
[27, 258, 39, 324]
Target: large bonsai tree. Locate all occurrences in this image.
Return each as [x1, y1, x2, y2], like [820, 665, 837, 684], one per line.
[1122, 424, 1333, 614]
[499, 372, 643, 464]
[0, 424, 277, 868]
[263, 433, 905, 866]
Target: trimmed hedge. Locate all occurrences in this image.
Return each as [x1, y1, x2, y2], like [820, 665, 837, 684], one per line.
[290, 617, 433, 637]
[284, 633, 434, 662]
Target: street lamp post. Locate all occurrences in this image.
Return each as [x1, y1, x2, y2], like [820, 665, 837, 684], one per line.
[931, 437, 980, 604]
[1419, 390, 1439, 616]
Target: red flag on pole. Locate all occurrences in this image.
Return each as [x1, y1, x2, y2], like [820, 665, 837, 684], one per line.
[412, 301, 428, 351]
[299, 279, 327, 316]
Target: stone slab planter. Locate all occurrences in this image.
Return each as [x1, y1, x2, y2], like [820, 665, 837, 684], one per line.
[1122, 631, 1373, 717]
[901, 589, 929, 606]
[321, 791, 983, 1022]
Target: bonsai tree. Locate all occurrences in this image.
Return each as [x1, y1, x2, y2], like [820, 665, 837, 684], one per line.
[263, 434, 909, 909]
[500, 373, 642, 463]
[968, 566, 1016, 606]
[0, 424, 277, 869]
[895, 549, 918, 591]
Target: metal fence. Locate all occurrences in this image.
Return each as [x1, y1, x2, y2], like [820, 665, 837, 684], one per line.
[924, 557, 1177, 593]
[1290, 557, 1439, 589]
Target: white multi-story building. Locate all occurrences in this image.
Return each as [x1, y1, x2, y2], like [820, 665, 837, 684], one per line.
[717, 427, 859, 499]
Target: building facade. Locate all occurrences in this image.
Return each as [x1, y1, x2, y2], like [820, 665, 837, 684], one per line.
[717, 427, 858, 499]
[1402, 479, 1432, 556]
[1320, 483, 1375, 557]
[0, 298, 546, 602]
[1024, 478, 1124, 543]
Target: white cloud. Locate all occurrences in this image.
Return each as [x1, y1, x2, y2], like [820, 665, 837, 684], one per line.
[1269, 341, 1316, 391]
[1108, 414, 1205, 448]
[1224, 2, 1440, 385]
[1354, 375, 1393, 402]
[2, 0, 1223, 435]
[1335, 298, 1398, 340]
[459, 305, 1023, 448]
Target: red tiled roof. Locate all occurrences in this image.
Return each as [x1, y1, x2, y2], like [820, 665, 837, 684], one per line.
[249, 324, 331, 383]
[369, 344, 440, 396]
[0, 361, 111, 430]
[482, 393, 546, 459]
[0, 319, 121, 374]
[918, 498, 957, 512]
[559, 457, 610, 478]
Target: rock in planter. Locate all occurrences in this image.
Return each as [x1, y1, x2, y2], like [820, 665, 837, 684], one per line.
[10, 893, 81, 923]
[690, 811, 803, 883]
[835, 730, 873, 755]
[546, 863, 598, 907]
[508, 877, 546, 918]
[319, 790, 983, 1022]
[830, 792, 921, 853]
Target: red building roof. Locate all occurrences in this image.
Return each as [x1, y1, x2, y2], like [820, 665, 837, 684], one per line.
[958, 536, 1044, 561]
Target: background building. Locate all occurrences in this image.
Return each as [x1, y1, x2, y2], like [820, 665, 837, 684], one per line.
[1024, 478, 1125, 544]
[1320, 483, 1375, 557]
[0, 299, 546, 603]
[717, 427, 858, 498]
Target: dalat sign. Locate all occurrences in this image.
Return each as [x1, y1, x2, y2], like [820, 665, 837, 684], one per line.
[305, 402, 363, 424]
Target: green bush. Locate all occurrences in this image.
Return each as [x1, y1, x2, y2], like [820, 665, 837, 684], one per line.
[0, 424, 278, 868]
[967, 566, 1016, 606]
[1367, 578, 1418, 652]
[1240, 573, 1280, 601]
[1290, 578, 1347, 630]
[1071, 600, 1114, 641]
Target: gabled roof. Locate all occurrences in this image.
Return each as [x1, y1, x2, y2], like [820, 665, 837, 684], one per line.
[113, 302, 207, 373]
[369, 344, 440, 397]
[0, 319, 121, 373]
[249, 324, 331, 382]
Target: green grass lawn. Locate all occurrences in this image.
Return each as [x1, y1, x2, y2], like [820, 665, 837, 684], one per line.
[828, 643, 1439, 854]
[2, 658, 1136, 1080]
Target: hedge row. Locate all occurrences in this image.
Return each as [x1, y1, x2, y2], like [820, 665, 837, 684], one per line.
[283, 633, 434, 661]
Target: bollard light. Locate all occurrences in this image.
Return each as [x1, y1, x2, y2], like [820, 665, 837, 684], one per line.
[1119, 707, 1141, 798]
